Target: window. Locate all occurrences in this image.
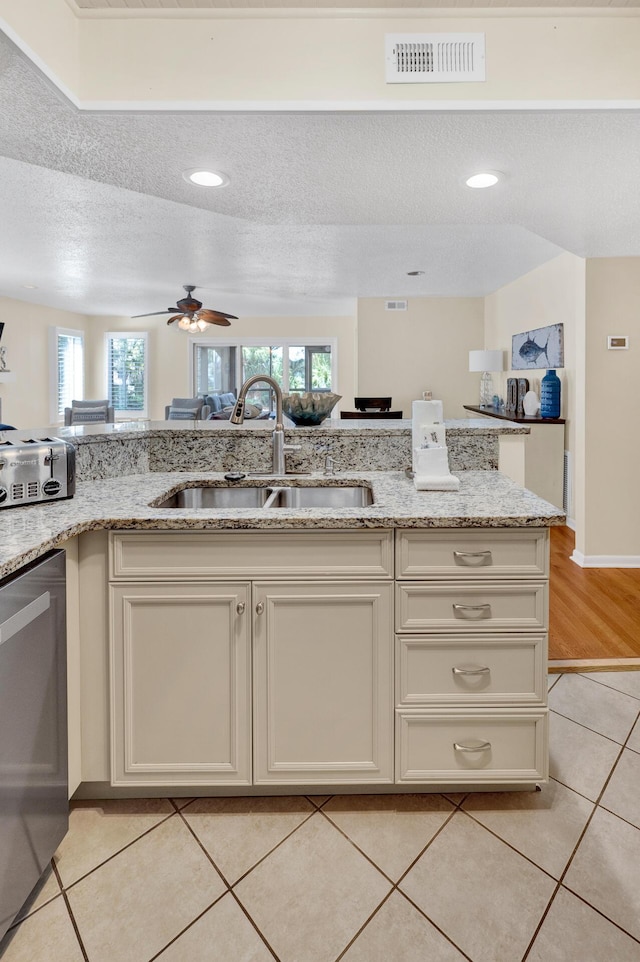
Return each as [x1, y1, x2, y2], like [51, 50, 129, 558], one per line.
[50, 327, 84, 423]
[106, 332, 148, 418]
[192, 337, 336, 413]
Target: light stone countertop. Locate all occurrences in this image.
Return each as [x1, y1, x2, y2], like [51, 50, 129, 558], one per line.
[0, 469, 564, 580]
[3, 416, 529, 445]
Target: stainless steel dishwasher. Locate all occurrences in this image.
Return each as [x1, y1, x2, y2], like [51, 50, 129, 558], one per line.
[0, 549, 68, 941]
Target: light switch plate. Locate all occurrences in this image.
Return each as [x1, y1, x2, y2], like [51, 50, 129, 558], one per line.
[607, 335, 629, 350]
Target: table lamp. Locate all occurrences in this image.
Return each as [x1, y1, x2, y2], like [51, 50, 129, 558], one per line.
[469, 350, 504, 408]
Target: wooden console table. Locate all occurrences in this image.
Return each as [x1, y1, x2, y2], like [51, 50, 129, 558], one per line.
[463, 405, 565, 426]
[464, 405, 566, 510]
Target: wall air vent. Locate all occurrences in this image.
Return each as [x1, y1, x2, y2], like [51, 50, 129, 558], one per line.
[385, 33, 485, 84]
[385, 300, 408, 311]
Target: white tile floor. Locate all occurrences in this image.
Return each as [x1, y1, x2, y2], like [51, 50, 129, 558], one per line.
[2, 671, 640, 962]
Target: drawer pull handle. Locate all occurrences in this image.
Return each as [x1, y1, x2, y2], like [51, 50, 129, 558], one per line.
[452, 603, 492, 619]
[236, 602, 246, 615]
[453, 550, 493, 566]
[452, 665, 490, 676]
[255, 602, 265, 615]
[454, 740, 492, 753]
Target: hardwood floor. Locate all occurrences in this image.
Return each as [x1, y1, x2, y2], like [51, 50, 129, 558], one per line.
[549, 525, 640, 661]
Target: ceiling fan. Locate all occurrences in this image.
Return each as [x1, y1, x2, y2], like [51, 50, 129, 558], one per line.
[132, 285, 238, 331]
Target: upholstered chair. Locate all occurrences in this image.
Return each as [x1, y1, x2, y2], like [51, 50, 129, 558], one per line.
[64, 400, 115, 425]
[164, 397, 211, 421]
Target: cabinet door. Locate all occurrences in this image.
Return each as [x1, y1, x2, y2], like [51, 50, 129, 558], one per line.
[110, 582, 251, 786]
[253, 582, 394, 785]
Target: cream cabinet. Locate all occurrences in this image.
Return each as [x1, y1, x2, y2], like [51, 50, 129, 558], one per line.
[110, 582, 251, 787]
[252, 582, 394, 785]
[103, 527, 549, 794]
[394, 529, 549, 788]
[108, 531, 394, 789]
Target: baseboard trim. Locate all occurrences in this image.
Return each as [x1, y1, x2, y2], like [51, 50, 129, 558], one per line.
[571, 550, 640, 568]
[549, 658, 640, 673]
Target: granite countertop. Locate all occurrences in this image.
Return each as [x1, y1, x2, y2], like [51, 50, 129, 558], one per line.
[4, 416, 530, 444]
[0, 469, 564, 580]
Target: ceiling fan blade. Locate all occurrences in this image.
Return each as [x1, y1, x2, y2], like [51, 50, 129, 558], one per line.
[166, 315, 183, 325]
[198, 308, 238, 323]
[132, 310, 175, 318]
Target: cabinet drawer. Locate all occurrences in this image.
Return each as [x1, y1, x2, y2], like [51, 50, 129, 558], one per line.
[396, 582, 548, 633]
[396, 634, 547, 707]
[396, 529, 549, 580]
[110, 530, 393, 581]
[396, 709, 548, 784]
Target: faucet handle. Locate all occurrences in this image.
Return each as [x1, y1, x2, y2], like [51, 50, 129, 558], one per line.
[324, 455, 340, 475]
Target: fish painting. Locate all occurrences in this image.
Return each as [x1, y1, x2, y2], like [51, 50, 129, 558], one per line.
[518, 332, 549, 366]
[512, 323, 564, 370]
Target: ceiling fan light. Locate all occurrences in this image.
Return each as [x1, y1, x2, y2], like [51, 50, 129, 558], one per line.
[177, 316, 191, 330]
[182, 168, 229, 188]
[196, 318, 208, 331]
[188, 320, 199, 333]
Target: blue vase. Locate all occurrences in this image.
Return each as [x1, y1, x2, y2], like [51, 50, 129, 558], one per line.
[540, 369, 561, 419]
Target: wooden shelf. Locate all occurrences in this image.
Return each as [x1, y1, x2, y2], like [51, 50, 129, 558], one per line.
[464, 404, 565, 426]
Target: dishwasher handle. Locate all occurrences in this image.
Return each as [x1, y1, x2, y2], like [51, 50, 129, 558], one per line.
[0, 591, 50, 646]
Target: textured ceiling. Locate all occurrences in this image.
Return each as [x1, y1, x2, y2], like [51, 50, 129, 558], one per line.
[0, 28, 639, 316]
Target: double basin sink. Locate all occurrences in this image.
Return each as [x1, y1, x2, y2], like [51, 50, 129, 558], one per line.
[154, 482, 374, 510]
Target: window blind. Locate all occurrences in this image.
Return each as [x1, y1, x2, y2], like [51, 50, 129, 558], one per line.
[56, 332, 84, 419]
[106, 334, 147, 417]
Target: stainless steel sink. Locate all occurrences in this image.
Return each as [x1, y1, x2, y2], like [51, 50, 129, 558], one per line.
[264, 485, 373, 508]
[154, 486, 272, 508]
[153, 483, 373, 509]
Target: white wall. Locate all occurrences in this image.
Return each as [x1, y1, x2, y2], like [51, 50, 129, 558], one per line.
[357, 297, 484, 419]
[0, 297, 89, 429]
[4, 2, 640, 107]
[483, 252, 585, 518]
[86, 312, 357, 421]
[0, 298, 356, 426]
[581, 258, 640, 560]
[77, 14, 640, 105]
[0, 0, 78, 97]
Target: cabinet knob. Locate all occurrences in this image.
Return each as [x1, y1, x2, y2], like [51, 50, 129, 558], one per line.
[236, 602, 245, 615]
[255, 602, 265, 615]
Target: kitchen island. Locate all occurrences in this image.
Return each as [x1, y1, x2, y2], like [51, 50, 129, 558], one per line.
[0, 420, 563, 799]
[0, 417, 551, 579]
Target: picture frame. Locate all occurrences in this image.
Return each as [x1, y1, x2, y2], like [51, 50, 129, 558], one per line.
[511, 323, 564, 370]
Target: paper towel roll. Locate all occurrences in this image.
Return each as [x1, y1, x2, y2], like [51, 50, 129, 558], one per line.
[412, 400, 443, 425]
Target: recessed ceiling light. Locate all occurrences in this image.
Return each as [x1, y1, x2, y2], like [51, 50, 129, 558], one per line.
[21, 284, 38, 289]
[465, 171, 501, 189]
[182, 168, 229, 188]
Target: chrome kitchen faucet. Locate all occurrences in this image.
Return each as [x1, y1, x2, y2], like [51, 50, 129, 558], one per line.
[230, 375, 301, 475]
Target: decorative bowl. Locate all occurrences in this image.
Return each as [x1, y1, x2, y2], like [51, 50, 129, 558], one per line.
[281, 392, 342, 425]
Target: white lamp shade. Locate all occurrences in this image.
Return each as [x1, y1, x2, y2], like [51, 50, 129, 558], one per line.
[469, 349, 504, 373]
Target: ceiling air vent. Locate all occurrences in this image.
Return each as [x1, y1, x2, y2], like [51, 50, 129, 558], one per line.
[385, 33, 485, 84]
[385, 300, 408, 311]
